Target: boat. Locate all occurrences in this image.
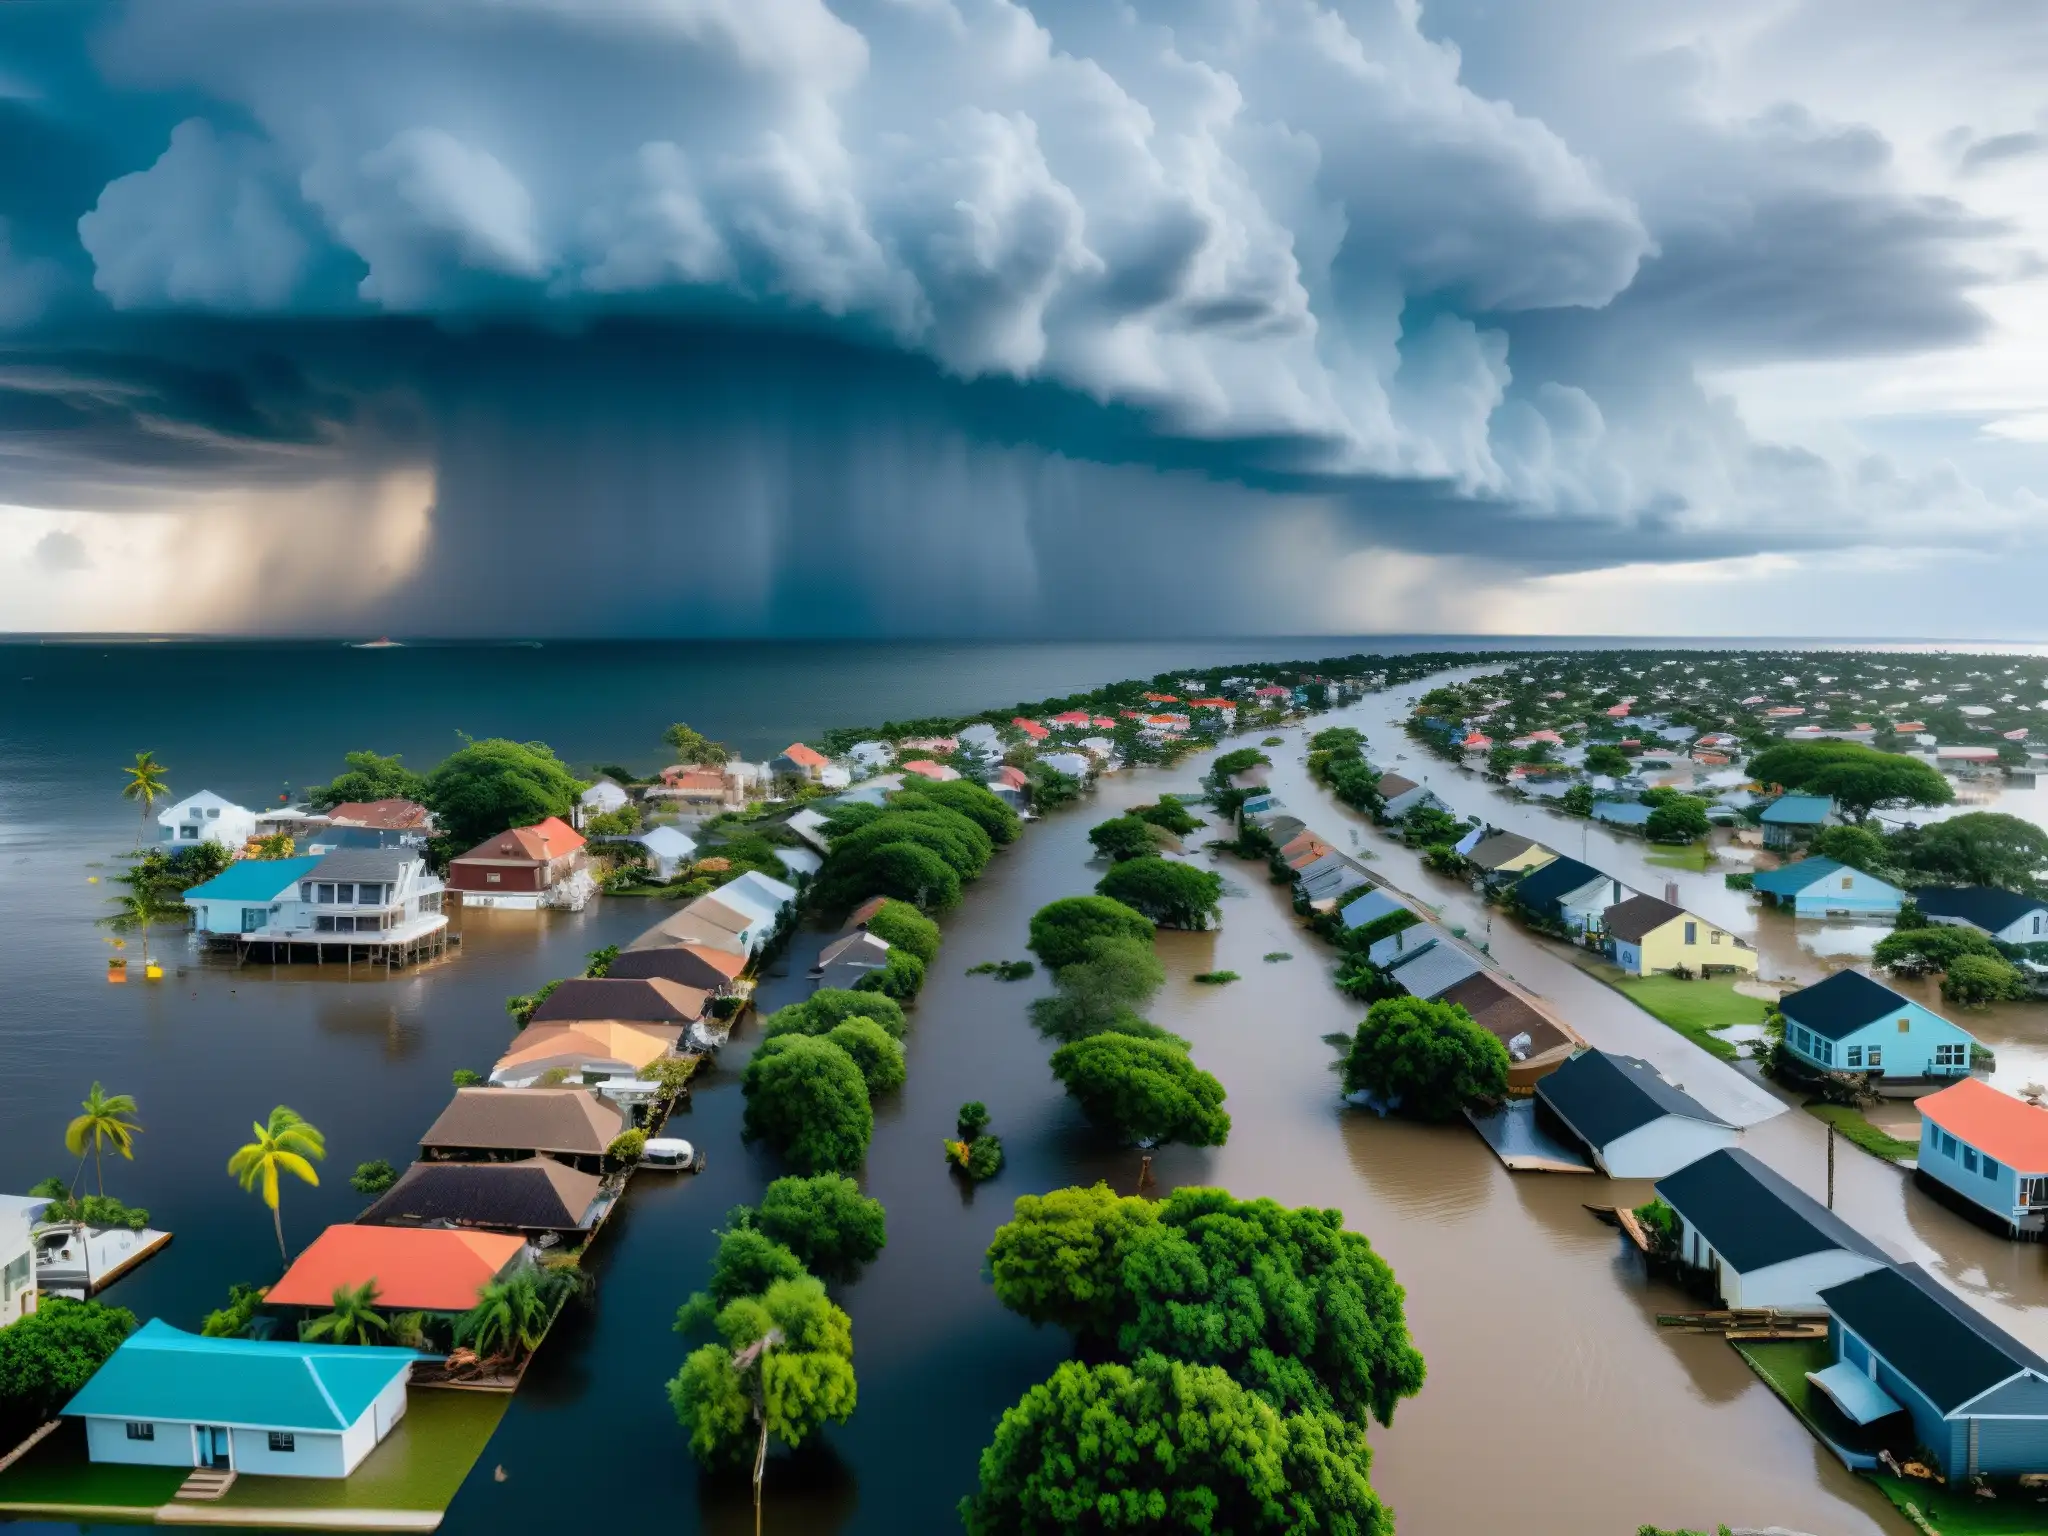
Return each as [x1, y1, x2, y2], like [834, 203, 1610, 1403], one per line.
[641, 1138, 701, 1171]
[348, 637, 404, 649]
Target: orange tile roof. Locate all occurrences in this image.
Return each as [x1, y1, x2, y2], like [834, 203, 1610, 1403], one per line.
[1920, 1079, 2048, 1171]
[267, 1224, 525, 1312]
[457, 816, 586, 863]
[901, 759, 953, 779]
[493, 1020, 681, 1078]
[671, 941, 747, 979]
[779, 743, 829, 768]
[1143, 693, 1181, 703]
[1011, 718, 1050, 739]
[1186, 698, 1234, 708]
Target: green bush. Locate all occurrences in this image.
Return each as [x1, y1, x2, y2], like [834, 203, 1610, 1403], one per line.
[1027, 896, 1156, 969]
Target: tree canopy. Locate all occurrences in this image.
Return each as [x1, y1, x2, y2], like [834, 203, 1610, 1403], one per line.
[675, 1228, 808, 1333]
[1942, 953, 2033, 1008]
[1095, 858, 1223, 930]
[307, 750, 428, 811]
[0, 1298, 134, 1433]
[761, 987, 908, 1042]
[987, 1184, 1425, 1426]
[1048, 1035, 1229, 1149]
[1088, 815, 1161, 863]
[1028, 896, 1156, 970]
[668, 1277, 856, 1469]
[425, 738, 585, 851]
[894, 779, 1021, 844]
[740, 1035, 874, 1175]
[1745, 741, 1952, 821]
[824, 1018, 908, 1094]
[662, 722, 730, 766]
[1342, 997, 1510, 1121]
[1582, 744, 1632, 777]
[1130, 796, 1203, 836]
[1812, 823, 1894, 874]
[752, 1174, 887, 1280]
[1029, 936, 1172, 1045]
[860, 899, 942, 963]
[1644, 795, 1711, 844]
[959, 1354, 1389, 1536]
[1892, 812, 2048, 894]
[1872, 925, 2004, 976]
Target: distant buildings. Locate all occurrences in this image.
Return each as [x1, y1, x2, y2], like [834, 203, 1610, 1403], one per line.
[157, 790, 257, 850]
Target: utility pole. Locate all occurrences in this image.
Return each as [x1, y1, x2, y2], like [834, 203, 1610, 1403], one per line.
[1827, 1121, 1837, 1209]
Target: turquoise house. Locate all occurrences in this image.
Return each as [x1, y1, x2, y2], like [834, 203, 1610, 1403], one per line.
[1760, 794, 1836, 850]
[65, 1320, 421, 1478]
[182, 857, 323, 937]
[1750, 857, 1904, 918]
[1778, 970, 1976, 1087]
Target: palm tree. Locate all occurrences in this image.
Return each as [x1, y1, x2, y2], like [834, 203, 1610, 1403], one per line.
[121, 752, 169, 849]
[455, 1271, 555, 1365]
[64, 1083, 141, 1197]
[97, 888, 165, 976]
[303, 1280, 388, 1345]
[228, 1106, 326, 1263]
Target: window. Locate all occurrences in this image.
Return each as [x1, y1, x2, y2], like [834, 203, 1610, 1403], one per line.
[315, 916, 334, 932]
[300, 884, 314, 902]
[1711, 931, 1723, 945]
[1965, 1147, 1980, 1173]
[267, 1432, 296, 1453]
[205, 807, 220, 819]
[125, 1423, 154, 1441]
[1684, 922, 1698, 945]
[485, 873, 502, 884]
[1866, 1046, 1882, 1069]
[1841, 877, 1854, 890]
[1936, 1043, 1968, 1069]
[1942, 1131, 1957, 1158]
[316, 883, 336, 904]
[180, 826, 199, 839]
[358, 883, 382, 905]
[1847, 1046, 1863, 1067]
[1985, 1157, 2002, 1180]
[2, 1250, 27, 1303]
[1898, 1017, 1911, 1033]
[1818, 1040, 1834, 1065]
[335, 883, 355, 904]
[241, 907, 267, 932]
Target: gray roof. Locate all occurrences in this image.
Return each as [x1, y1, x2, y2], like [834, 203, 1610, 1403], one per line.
[1466, 832, 1549, 872]
[1393, 942, 1484, 1000]
[305, 848, 418, 883]
[1656, 1148, 1888, 1274]
[1820, 1264, 2048, 1415]
[1368, 921, 1456, 969]
[1341, 889, 1406, 929]
[1536, 1049, 1729, 1148]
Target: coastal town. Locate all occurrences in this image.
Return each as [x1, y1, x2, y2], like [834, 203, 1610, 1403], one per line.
[5, 645, 2048, 1533]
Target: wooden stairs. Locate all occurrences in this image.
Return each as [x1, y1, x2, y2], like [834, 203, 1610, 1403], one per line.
[174, 1467, 237, 1501]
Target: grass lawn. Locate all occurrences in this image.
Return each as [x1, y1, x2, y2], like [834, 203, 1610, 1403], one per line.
[1734, 1339, 1904, 1461]
[217, 1390, 510, 1512]
[1645, 841, 1713, 872]
[1608, 971, 1768, 1062]
[0, 1420, 184, 1511]
[1806, 1103, 1918, 1163]
[1873, 1475, 2048, 1534]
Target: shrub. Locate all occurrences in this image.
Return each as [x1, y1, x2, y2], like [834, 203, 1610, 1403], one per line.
[200, 1283, 266, 1339]
[1193, 970, 1239, 985]
[854, 946, 927, 1000]
[607, 1129, 649, 1164]
[740, 1035, 874, 1174]
[1095, 858, 1223, 930]
[957, 1101, 992, 1139]
[1027, 896, 1156, 969]
[824, 1018, 909, 1093]
[762, 987, 908, 1041]
[861, 899, 943, 962]
[1942, 953, 2033, 1008]
[1342, 996, 1510, 1120]
[350, 1159, 399, 1196]
[1088, 815, 1160, 862]
[451, 1068, 485, 1088]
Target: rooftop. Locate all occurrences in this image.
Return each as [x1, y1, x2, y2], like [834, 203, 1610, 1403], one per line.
[492, 1019, 681, 1079]
[1512, 855, 1609, 910]
[1820, 1263, 2048, 1415]
[529, 977, 707, 1025]
[1656, 1148, 1887, 1274]
[1465, 831, 1552, 872]
[184, 856, 324, 902]
[1913, 885, 2048, 933]
[1536, 1049, 1728, 1148]
[1750, 857, 1865, 897]
[452, 816, 585, 864]
[359, 1158, 603, 1233]
[1435, 971, 1574, 1062]
[779, 743, 830, 768]
[1760, 795, 1835, 826]
[1340, 888, 1407, 930]
[1918, 1078, 2048, 1172]
[267, 1224, 525, 1312]
[306, 847, 419, 885]
[419, 1087, 625, 1157]
[324, 798, 432, 830]
[1602, 894, 1688, 944]
[1778, 969, 1919, 1042]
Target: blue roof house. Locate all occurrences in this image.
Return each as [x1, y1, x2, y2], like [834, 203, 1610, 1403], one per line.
[65, 1320, 422, 1478]
[181, 857, 324, 938]
[1340, 888, 1406, 931]
[1778, 970, 1977, 1091]
[1915, 886, 2048, 945]
[1750, 858, 1905, 919]
[1760, 794, 1837, 850]
[1815, 1264, 2048, 1481]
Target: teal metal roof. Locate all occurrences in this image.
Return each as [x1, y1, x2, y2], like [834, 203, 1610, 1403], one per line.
[183, 856, 323, 902]
[1751, 857, 1847, 896]
[64, 1319, 420, 1432]
[1760, 795, 1834, 825]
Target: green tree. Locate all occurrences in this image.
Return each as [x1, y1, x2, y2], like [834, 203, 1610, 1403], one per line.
[1029, 937, 1170, 1044]
[350, 1159, 399, 1195]
[585, 804, 642, 837]
[824, 1018, 908, 1094]
[987, 1184, 1425, 1425]
[853, 947, 927, 1000]
[897, 779, 1021, 844]
[1583, 744, 1632, 777]
[1095, 858, 1224, 930]
[1560, 783, 1596, 818]
[1208, 748, 1272, 783]
[1342, 997, 1510, 1120]
[1485, 744, 1519, 779]
[753, 1174, 888, 1280]
[119, 751, 169, 849]
[1088, 815, 1160, 862]
[457, 1270, 557, 1363]
[668, 1277, 857, 1523]
[1309, 727, 1365, 753]
[1130, 796, 1203, 836]
[304, 1280, 390, 1345]
[1873, 925, 2004, 975]
[0, 1298, 135, 1433]
[1048, 1035, 1229, 1149]
[1942, 953, 2033, 1008]
[1893, 812, 2048, 893]
[741, 1035, 874, 1174]
[676, 1229, 808, 1333]
[199, 1283, 266, 1340]
[64, 1082, 139, 1197]
[1645, 795, 1711, 844]
[1025, 762, 1082, 809]
[1812, 823, 1895, 873]
[1027, 896, 1156, 969]
[1745, 741, 1952, 821]
[960, 1354, 1389, 1536]
[424, 738, 586, 853]
[97, 885, 172, 982]
[307, 750, 428, 811]
[761, 988, 908, 1042]
[662, 722, 730, 766]
[860, 899, 942, 962]
[227, 1106, 325, 1262]
[830, 840, 963, 911]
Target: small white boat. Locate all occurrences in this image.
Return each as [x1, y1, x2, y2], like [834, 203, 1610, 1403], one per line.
[641, 1138, 701, 1171]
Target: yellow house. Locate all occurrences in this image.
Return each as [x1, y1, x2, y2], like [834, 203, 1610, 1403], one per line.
[1603, 894, 1757, 976]
[1466, 831, 1557, 879]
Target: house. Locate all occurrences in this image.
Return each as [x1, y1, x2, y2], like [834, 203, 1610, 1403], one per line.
[0, 1194, 48, 1327]
[1534, 1049, 1737, 1177]
[722, 869, 799, 921]
[1376, 772, 1440, 819]
[630, 900, 754, 956]
[1512, 856, 1631, 934]
[1777, 970, 1977, 1090]
[900, 759, 961, 782]
[1011, 718, 1050, 741]
[845, 741, 894, 773]
[775, 846, 824, 881]
[1914, 1079, 2048, 1238]
[958, 724, 1002, 755]
[1914, 887, 2048, 945]
[812, 930, 892, 991]
[1751, 858, 1905, 919]
[604, 942, 745, 995]
[419, 1087, 627, 1173]
[267, 1225, 526, 1329]
[579, 778, 630, 818]
[1038, 752, 1093, 779]
[1760, 795, 1837, 850]
[322, 799, 435, 846]
[1602, 894, 1758, 977]
[357, 1159, 606, 1239]
[288, 850, 447, 942]
[1299, 855, 1370, 906]
[491, 1020, 683, 1087]
[772, 743, 831, 782]
[1654, 1148, 1889, 1309]
[633, 825, 698, 880]
[652, 766, 736, 810]
[183, 856, 325, 937]
[1434, 972, 1580, 1087]
[446, 817, 589, 911]
[64, 1320, 423, 1478]
[157, 791, 258, 850]
[529, 977, 707, 1027]
[1367, 920, 1456, 970]
[1389, 939, 1484, 1001]
[1340, 888, 1407, 931]
[1815, 1263, 2048, 1482]
[786, 807, 835, 853]
[1465, 832, 1557, 881]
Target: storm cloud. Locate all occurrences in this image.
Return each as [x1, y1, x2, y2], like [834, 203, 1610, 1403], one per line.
[1, 0, 2045, 636]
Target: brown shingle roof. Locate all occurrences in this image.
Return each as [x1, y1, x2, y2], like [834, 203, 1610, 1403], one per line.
[325, 798, 433, 830]
[604, 944, 746, 989]
[1466, 832, 1549, 872]
[1436, 972, 1575, 1062]
[419, 1087, 624, 1158]
[529, 977, 708, 1025]
[1603, 894, 1688, 944]
[358, 1158, 602, 1234]
[1378, 772, 1420, 798]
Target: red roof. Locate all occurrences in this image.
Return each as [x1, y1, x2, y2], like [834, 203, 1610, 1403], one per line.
[1092, 716, 1117, 729]
[325, 798, 432, 830]
[267, 1224, 525, 1312]
[996, 765, 1030, 789]
[1143, 693, 1181, 703]
[1050, 711, 1093, 726]
[1011, 718, 1049, 740]
[1186, 698, 1234, 709]
[454, 815, 585, 864]
[1920, 1079, 2048, 1171]
[1254, 685, 1290, 697]
[779, 743, 829, 769]
[901, 759, 956, 780]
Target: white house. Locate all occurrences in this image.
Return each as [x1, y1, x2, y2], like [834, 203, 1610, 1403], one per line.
[65, 1320, 423, 1478]
[1915, 887, 2048, 945]
[1535, 1049, 1737, 1178]
[844, 741, 894, 774]
[186, 850, 447, 943]
[634, 826, 698, 880]
[786, 808, 835, 853]
[957, 723, 1003, 756]
[775, 847, 823, 881]
[1655, 1148, 1889, 1310]
[158, 791, 257, 851]
[721, 869, 798, 921]
[579, 778, 630, 818]
[1039, 751, 1093, 779]
[182, 857, 324, 937]
[0, 1194, 48, 1327]
[1376, 772, 1443, 820]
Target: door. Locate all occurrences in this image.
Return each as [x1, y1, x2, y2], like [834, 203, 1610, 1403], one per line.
[201, 1426, 231, 1469]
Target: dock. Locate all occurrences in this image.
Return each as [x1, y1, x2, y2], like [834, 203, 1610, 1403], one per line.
[1658, 1309, 1829, 1341]
[228, 929, 459, 971]
[1466, 1100, 1594, 1172]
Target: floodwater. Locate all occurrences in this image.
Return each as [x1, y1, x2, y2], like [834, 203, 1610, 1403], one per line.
[7, 641, 2048, 1534]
